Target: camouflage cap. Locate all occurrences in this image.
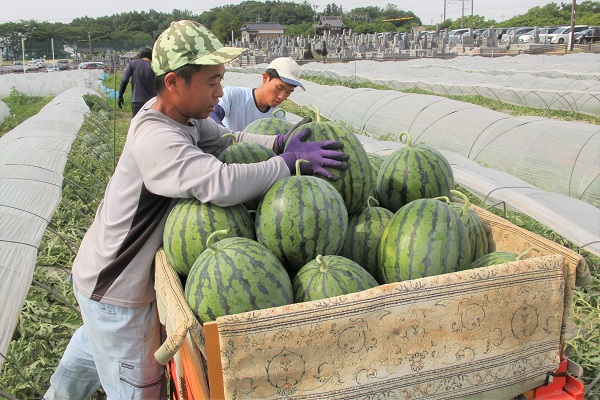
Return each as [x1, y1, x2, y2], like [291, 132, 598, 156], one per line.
[152, 20, 246, 76]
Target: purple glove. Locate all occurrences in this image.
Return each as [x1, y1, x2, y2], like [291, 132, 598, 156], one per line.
[279, 128, 349, 180]
[274, 116, 312, 154]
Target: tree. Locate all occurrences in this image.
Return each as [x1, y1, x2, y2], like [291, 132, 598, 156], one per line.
[211, 7, 243, 43]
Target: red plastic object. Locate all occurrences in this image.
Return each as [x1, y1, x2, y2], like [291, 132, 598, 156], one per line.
[531, 359, 585, 400]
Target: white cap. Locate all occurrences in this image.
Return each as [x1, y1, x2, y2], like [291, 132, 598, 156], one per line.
[267, 57, 305, 90]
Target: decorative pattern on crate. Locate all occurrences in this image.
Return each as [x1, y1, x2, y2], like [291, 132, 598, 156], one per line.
[216, 255, 565, 399]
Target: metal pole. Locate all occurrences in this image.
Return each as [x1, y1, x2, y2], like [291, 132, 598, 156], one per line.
[569, 0, 576, 51]
[51, 37, 55, 62]
[21, 36, 26, 74]
[471, 0, 474, 16]
[461, 0, 465, 28]
[443, 0, 447, 22]
[88, 32, 92, 55]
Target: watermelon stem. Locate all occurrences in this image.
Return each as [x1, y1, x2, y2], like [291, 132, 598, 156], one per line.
[367, 196, 380, 208]
[399, 131, 413, 148]
[517, 247, 541, 260]
[273, 109, 286, 119]
[222, 133, 237, 144]
[433, 196, 450, 204]
[295, 159, 310, 176]
[309, 104, 322, 122]
[206, 229, 230, 251]
[316, 254, 328, 273]
[450, 189, 471, 213]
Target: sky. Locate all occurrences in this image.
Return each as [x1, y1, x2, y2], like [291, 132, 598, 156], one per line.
[0, 0, 557, 25]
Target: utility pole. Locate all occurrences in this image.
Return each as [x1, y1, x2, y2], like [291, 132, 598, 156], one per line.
[21, 35, 26, 74]
[569, 0, 576, 51]
[443, 0, 447, 22]
[461, 0, 465, 28]
[88, 32, 92, 56]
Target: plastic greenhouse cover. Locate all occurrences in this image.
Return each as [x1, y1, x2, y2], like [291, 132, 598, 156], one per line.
[231, 53, 600, 116]
[221, 71, 599, 258]
[0, 88, 97, 371]
[0, 69, 105, 98]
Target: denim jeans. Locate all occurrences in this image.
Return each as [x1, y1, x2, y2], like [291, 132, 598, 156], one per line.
[45, 284, 166, 399]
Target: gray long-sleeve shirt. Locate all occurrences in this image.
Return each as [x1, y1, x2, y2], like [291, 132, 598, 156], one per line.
[73, 99, 289, 307]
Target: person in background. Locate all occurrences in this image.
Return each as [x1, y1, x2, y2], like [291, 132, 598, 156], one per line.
[118, 47, 156, 117]
[44, 20, 347, 400]
[209, 56, 304, 131]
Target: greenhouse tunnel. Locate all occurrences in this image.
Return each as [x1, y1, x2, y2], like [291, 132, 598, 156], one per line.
[0, 57, 598, 372]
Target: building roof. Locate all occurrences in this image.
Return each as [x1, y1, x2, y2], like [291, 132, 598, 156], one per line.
[315, 16, 346, 28]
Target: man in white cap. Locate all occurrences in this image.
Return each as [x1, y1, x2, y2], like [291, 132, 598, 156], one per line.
[210, 56, 305, 131]
[44, 21, 346, 400]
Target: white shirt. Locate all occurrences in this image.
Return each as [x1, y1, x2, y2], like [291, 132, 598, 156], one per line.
[212, 86, 285, 132]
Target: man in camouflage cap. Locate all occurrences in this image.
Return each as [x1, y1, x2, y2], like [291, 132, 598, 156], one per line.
[45, 20, 347, 400]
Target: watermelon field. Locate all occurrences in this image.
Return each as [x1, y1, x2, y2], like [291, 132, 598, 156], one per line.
[0, 66, 598, 399]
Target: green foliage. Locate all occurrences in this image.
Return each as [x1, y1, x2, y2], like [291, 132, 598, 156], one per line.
[0, 268, 81, 398]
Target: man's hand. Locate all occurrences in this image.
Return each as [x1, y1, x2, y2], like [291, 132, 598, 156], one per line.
[274, 116, 312, 154]
[279, 128, 349, 180]
[117, 97, 124, 109]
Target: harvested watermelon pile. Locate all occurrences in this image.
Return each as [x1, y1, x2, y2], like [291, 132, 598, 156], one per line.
[164, 117, 522, 324]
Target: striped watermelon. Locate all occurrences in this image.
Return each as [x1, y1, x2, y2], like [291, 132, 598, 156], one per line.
[163, 198, 255, 276]
[368, 153, 387, 202]
[255, 164, 348, 277]
[471, 248, 541, 269]
[338, 196, 393, 283]
[243, 116, 293, 136]
[376, 131, 454, 213]
[185, 230, 293, 324]
[218, 134, 277, 165]
[378, 197, 470, 283]
[285, 109, 372, 215]
[449, 190, 490, 262]
[218, 134, 277, 210]
[293, 254, 379, 302]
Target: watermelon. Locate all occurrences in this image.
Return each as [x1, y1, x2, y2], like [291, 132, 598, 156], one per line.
[218, 134, 277, 165]
[378, 197, 471, 283]
[293, 254, 379, 302]
[163, 198, 255, 276]
[368, 153, 387, 202]
[243, 116, 293, 136]
[448, 190, 490, 262]
[376, 131, 454, 213]
[471, 248, 541, 269]
[218, 134, 277, 210]
[338, 196, 393, 283]
[185, 230, 293, 324]
[285, 107, 372, 215]
[255, 161, 348, 277]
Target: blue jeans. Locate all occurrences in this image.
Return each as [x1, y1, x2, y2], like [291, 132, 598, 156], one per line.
[45, 284, 166, 399]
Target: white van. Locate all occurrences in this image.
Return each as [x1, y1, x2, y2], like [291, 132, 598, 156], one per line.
[548, 25, 589, 44]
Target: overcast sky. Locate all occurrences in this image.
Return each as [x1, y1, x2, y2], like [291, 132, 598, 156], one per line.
[0, 0, 557, 25]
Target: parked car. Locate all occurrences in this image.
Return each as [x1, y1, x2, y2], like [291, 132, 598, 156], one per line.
[548, 25, 589, 44]
[57, 59, 71, 70]
[574, 27, 600, 43]
[46, 64, 60, 72]
[26, 61, 39, 71]
[32, 59, 45, 68]
[78, 62, 108, 72]
[500, 27, 533, 43]
[11, 61, 24, 72]
[448, 28, 470, 44]
[518, 26, 560, 43]
[495, 27, 513, 40]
